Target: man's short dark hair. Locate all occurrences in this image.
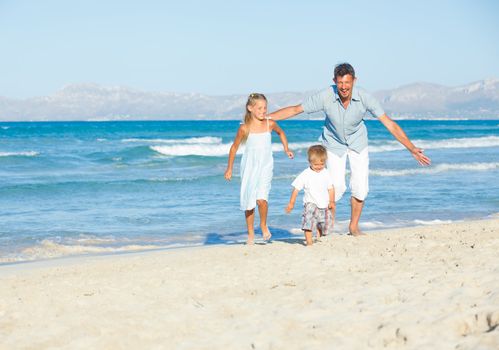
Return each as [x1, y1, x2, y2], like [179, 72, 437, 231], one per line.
[334, 63, 355, 79]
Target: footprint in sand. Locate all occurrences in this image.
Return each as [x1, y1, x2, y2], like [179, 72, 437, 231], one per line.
[458, 311, 499, 336]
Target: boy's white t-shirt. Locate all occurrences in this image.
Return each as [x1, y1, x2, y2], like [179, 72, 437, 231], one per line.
[291, 167, 334, 209]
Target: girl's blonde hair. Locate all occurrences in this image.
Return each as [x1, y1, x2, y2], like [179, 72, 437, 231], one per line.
[242, 93, 267, 140]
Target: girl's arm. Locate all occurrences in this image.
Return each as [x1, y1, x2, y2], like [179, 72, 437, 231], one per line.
[271, 121, 294, 159]
[224, 125, 246, 181]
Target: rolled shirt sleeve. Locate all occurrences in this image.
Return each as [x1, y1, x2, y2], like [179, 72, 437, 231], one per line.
[361, 91, 385, 118]
[302, 90, 327, 114]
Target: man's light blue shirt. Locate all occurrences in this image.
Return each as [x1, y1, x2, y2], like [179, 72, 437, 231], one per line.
[302, 85, 385, 156]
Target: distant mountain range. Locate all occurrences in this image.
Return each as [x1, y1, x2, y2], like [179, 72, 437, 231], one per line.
[1, 79, 498, 121]
[373, 79, 499, 119]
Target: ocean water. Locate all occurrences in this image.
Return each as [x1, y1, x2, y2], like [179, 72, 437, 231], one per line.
[0, 120, 498, 263]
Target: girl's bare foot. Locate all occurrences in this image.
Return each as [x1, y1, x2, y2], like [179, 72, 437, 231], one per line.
[247, 232, 255, 245]
[261, 226, 272, 241]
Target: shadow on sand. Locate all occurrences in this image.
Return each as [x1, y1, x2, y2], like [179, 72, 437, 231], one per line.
[203, 227, 306, 246]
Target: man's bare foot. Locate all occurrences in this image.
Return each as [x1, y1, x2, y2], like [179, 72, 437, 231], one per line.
[261, 226, 272, 241]
[348, 229, 366, 237]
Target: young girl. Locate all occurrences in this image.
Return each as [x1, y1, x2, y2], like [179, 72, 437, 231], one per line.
[224, 93, 294, 244]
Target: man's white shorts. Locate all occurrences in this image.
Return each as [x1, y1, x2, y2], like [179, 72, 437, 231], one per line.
[326, 147, 369, 202]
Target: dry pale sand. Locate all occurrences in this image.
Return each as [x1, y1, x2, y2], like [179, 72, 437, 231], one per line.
[1, 219, 498, 349]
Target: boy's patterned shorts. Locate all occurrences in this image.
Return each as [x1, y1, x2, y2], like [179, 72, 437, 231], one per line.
[301, 202, 334, 235]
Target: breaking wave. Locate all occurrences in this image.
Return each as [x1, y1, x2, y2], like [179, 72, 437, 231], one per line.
[0, 236, 204, 264]
[145, 135, 499, 157]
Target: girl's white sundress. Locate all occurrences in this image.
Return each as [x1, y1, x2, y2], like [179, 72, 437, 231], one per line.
[240, 120, 273, 211]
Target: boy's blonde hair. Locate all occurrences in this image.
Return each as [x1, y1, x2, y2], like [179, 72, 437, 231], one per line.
[307, 145, 327, 163]
[242, 93, 267, 140]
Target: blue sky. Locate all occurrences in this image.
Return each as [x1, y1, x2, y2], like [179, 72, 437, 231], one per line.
[1, 0, 498, 98]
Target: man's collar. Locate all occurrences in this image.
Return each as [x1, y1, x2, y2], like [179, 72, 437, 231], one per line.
[331, 85, 360, 102]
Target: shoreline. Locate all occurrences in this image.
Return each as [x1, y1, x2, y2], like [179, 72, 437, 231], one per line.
[1, 215, 497, 267]
[1, 219, 498, 349]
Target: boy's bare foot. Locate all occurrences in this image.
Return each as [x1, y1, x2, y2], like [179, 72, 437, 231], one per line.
[317, 228, 323, 241]
[262, 227, 272, 242]
[304, 230, 313, 246]
[246, 238, 254, 245]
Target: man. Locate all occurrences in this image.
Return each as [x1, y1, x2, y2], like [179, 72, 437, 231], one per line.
[268, 63, 431, 236]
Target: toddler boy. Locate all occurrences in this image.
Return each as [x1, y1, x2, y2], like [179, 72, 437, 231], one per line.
[286, 145, 335, 245]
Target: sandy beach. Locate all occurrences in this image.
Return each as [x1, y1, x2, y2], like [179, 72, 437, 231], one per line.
[1, 219, 498, 349]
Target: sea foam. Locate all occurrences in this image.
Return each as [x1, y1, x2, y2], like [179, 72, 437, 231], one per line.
[277, 161, 499, 180]
[124, 136, 222, 144]
[369, 136, 499, 153]
[0, 237, 203, 263]
[151, 144, 231, 157]
[0, 151, 39, 157]
[370, 162, 499, 177]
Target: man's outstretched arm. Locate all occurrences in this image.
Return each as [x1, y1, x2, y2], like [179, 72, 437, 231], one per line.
[378, 114, 431, 166]
[267, 105, 304, 121]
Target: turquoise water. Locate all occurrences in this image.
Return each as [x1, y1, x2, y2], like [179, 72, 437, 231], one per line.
[0, 120, 498, 262]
